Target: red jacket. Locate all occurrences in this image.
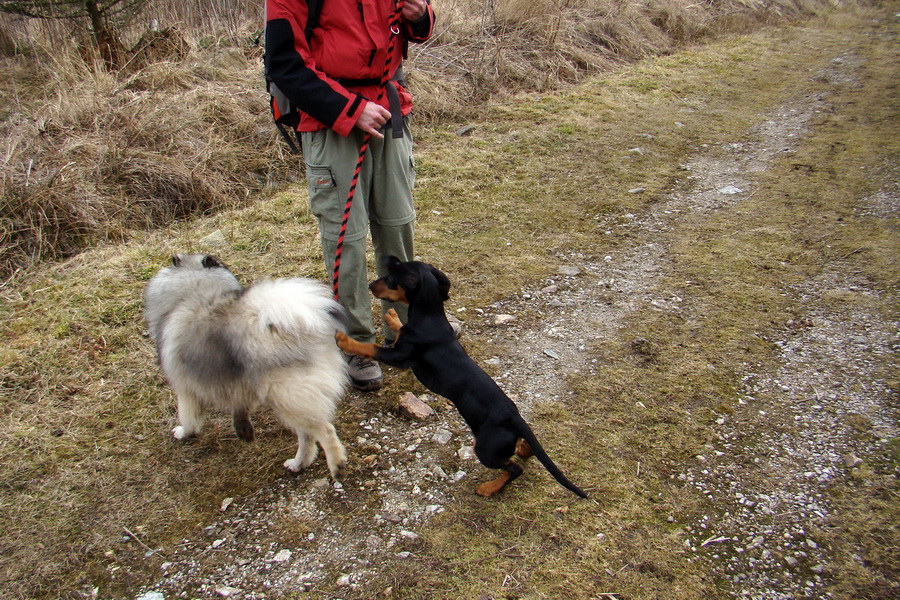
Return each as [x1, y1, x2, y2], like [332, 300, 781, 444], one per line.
[265, 0, 435, 136]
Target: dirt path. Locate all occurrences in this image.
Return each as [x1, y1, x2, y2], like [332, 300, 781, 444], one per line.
[476, 48, 897, 600]
[134, 29, 897, 600]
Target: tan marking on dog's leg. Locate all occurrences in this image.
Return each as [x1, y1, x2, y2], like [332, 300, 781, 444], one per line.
[384, 308, 402, 333]
[515, 439, 533, 460]
[335, 331, 379, 359]
[476, 471, 512, 497]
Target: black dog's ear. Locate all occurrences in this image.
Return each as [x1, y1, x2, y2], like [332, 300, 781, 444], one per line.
[429, 265, 451, 301]
[382, 255, 402, 271]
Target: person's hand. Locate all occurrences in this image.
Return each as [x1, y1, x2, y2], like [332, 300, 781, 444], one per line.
[401, 0, 428, 22]
[355, 101, 391, 138]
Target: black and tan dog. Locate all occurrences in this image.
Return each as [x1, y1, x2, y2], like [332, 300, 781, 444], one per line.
[336, 256, 588, 498]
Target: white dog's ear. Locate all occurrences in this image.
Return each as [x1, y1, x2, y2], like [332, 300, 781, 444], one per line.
[172, 254, 182, 267]
[202, 255, 224, 269]
[328, 304, 350, 331]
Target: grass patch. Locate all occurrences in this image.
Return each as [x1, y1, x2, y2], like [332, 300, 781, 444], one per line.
[0, 5, 896, 598]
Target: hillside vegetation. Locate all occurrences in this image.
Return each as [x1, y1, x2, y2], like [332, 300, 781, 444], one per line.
[1, 0, 847, 280]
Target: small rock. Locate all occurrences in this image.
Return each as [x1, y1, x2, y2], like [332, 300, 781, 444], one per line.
[718, 185, 744, 195]
[137, 593, 165, 600]
[200, 230, 228, 247]
[398, 392, 434, 420]
[272, 549, 292, 563]
[493, 314, 516, 326]
[843, 453, 863, 468]
[400, 530, 419, 541]
[785, 556, 799, 567]
[455, 124, 475, 137]
[558, 265, 581, 276]
[215, 585, 241, 598]
[458, 445, 476, 460]
[336, 574, 353, 587]
[628, 187, 646, 194]
[432, 429, 453, 444]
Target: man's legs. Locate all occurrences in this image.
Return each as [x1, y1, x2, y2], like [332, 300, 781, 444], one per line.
[301, 119, 417, 386]
[302, 128, 383, 389]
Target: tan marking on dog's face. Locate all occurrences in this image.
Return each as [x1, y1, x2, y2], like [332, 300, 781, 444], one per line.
[369, 278, 408, 304]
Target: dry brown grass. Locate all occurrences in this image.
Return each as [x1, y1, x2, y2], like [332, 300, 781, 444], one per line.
[0, 0, 844, 279]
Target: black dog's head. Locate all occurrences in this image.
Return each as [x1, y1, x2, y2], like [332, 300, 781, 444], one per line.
[369, 256, 451, 307]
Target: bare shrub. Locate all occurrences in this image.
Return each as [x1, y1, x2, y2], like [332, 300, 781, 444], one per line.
[0, 29, 287, 278]
[410, 0, 825, 120]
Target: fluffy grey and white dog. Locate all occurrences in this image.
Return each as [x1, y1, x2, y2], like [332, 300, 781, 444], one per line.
[143, 253, 348, 479]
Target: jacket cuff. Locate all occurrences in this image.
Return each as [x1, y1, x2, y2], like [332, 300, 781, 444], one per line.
[404, 4, 434, 41]
[332, 95, 365, 137]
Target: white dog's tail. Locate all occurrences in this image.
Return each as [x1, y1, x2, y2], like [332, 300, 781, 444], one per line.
[235, 278, 347, 370]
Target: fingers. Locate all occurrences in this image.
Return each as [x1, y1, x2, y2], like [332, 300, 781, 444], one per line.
[401, 0, 427, 21]
[356, 102, 391, 137]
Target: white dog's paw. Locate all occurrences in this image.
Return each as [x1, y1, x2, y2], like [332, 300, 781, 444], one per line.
[330, 460, 347, 482]
[283, 458, 303, 473]
[172, 425, 192, 440]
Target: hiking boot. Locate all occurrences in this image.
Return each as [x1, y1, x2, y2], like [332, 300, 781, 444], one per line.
[345, 354, 383, 391]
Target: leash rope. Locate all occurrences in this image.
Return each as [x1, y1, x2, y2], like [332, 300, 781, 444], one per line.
[332, 6, 404, 301]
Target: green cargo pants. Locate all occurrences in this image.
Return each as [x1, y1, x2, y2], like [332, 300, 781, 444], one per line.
[301, 118, 415, 343]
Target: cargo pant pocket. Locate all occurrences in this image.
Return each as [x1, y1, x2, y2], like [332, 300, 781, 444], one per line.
[306, 164, 344, 237]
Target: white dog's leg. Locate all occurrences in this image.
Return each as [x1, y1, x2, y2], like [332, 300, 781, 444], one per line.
[314, 422, 348, 481]
[172, 394, 204, 440]
[283, 432, 319, 473]
[301, 432, 319, 467]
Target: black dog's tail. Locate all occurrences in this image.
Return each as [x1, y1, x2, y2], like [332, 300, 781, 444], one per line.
[514, 416, 588, 499]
